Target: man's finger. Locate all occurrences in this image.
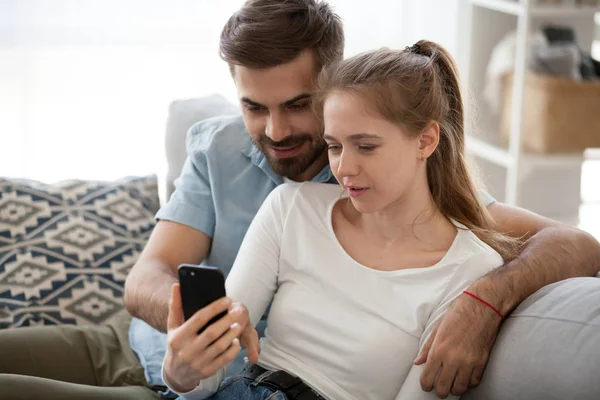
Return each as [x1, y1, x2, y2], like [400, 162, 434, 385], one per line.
[414, 324, 439, 365]
[434, 363, 458, 399]
[469, 365, 485, 387]
[167, 283, 185, 331]
[241, 326, 261, 364]
[451, 366, 473, 396]
[420, 358, 441, 392]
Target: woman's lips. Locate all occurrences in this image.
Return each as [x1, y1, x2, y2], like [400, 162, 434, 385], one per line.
[346, 187, 369, 198]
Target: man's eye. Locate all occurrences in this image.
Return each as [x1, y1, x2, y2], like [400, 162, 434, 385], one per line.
[244, 104, 266, 113]
[288, 103, 309, 111]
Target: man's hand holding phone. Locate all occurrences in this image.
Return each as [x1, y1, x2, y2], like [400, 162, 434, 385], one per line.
[163, 281, 260, 393]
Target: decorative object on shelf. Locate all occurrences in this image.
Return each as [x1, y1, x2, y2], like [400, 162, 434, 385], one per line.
[463, 0, 599, 211]
[577, 0, 600, 6]
[501, 72, 600, 153]
[498, 23, 600, 153]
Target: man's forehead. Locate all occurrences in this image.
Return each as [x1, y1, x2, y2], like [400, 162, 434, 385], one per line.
[233, 50, 318, 106]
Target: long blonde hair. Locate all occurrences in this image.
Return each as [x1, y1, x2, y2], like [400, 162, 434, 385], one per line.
[315, 41, 520, 261]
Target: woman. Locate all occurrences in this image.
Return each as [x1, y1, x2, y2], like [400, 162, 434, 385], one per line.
[162, 40, 520, 400]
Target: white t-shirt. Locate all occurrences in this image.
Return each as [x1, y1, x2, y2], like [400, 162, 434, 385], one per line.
[166, 182, 504, 400]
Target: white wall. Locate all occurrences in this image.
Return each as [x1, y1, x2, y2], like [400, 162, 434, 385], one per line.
[400, 0, 463, 57]
[0, 0, 406, 183]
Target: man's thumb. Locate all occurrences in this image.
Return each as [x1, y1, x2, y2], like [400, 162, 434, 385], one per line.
[414, 324, 438, 365]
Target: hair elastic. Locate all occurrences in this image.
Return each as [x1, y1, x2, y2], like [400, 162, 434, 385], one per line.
[405, 43, 422, 55]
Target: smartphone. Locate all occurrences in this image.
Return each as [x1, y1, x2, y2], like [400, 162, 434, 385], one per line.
[178, 264, 227, 334]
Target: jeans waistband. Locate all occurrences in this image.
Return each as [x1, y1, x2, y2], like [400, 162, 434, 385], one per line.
[240, 363, 326, 400]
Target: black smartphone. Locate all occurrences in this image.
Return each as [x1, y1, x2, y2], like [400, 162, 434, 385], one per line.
[178, 264, 227, 334]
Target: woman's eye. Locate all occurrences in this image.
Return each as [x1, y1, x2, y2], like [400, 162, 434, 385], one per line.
[327, 144, 341, 152]
[358, 145, 377, 152]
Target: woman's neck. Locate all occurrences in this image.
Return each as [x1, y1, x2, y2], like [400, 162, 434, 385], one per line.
[344, 182, 450, 248]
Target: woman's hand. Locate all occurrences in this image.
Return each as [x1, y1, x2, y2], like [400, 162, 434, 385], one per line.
[162, 283, 259, 393]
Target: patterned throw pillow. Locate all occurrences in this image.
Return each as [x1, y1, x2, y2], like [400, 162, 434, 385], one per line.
[0, 176, 159, 328]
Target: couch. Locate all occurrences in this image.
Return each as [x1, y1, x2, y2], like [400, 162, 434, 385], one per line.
[1, 94, 599, 400]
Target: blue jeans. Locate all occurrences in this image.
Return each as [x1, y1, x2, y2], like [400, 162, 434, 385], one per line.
[185, 376, 288, 400]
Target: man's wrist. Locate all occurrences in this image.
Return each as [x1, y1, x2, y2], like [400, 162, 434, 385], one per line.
[463, 274, 518, 318]
[454, 291, 503, 339]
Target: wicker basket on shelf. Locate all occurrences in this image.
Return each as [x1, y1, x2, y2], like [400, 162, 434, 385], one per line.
[501, 72, 600, 153]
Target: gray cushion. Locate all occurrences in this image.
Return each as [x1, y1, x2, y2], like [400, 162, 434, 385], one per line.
[164, 94, 239, 200]
[463, 277, 600, 400]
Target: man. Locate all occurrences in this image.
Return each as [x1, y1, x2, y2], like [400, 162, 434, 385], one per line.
[1, 1, 598, 399]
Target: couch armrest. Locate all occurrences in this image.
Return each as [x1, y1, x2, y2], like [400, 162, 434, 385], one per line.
[463, 277, 600, 400]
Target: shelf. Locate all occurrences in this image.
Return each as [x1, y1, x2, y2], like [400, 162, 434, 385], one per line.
[466, 135, 514, 167]
[470, 0, 600, 17]
[532, 5, 600, 17]
[466, 135, 589, 168]
[470, 0, 522, 16]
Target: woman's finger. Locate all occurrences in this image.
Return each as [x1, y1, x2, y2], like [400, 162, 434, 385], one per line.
[199, 321, 243, 363]
[186, 296, 232, 335]
[241, 325, 261, 364]
[193, 338, 242, 378]
[193, 305, 237, 350]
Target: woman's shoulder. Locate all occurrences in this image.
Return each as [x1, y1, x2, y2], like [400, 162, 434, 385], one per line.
[266, 182, 341, 212]
[270, 181, 341, 199]
[453, 227, 505, 270]
[295, 182, 343, 205]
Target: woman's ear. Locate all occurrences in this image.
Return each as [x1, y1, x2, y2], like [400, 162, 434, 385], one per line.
[418, 122, 440, 159]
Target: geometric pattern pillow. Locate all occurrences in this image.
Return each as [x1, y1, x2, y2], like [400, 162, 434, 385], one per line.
[0, 175, 159, 329]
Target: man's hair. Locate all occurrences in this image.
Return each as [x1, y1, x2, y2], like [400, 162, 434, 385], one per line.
[220, 0, 344, 71]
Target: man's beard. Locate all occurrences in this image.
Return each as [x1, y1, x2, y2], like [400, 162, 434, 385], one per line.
[253, 133, 327, 179]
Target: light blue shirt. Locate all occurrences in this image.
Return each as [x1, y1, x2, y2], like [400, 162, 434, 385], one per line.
[128, 114, 497, 388]
[129, 115, 336, 388]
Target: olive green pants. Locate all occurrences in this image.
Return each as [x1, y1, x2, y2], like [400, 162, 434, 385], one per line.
[0, 311, 161, 400]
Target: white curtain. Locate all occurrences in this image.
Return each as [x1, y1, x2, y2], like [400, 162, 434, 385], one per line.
[0, 0, 246, 182]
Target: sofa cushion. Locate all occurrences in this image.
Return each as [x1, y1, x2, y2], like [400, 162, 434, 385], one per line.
[165, 94, 239, 200]
[0, 175, 159, 328]
[463, 277, 600, 400]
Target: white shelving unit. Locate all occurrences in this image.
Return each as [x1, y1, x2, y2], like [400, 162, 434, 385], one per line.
[460, 0, 599, 216]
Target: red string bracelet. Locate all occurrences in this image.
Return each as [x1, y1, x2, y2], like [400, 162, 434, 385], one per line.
[462, 291, 504, 320]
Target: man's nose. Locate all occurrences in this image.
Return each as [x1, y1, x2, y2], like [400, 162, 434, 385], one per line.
[265, 112, 293, 143]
